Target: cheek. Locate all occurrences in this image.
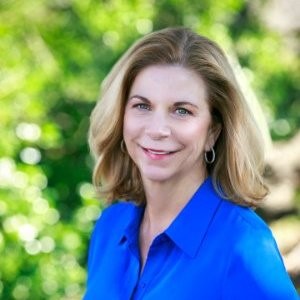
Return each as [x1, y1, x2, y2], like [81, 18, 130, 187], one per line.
[123, 115, 141, 156]
[181, 122, 209, 142]
[123, 112, 134, 138]
[182, 124, 211, 152]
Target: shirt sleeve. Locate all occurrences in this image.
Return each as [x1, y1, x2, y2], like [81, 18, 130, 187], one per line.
[85, 208, 106, 286]
[222, 223, 299, 300]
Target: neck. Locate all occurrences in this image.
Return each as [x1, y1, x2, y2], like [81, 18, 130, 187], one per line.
[141, 174, 207, 235]
[138, 174, 207, 272]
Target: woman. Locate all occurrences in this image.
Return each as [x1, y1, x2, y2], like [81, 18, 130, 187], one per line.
[84, 28, 299, 299]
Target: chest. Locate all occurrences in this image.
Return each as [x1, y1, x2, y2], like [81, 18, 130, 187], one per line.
[84, 233, 230, 300]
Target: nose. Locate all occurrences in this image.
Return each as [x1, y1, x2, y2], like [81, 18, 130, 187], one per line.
[145, 113, 171, 140]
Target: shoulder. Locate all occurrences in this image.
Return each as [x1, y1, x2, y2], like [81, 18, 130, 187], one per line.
[229, 204, 281, 266]
[87, 201, 137, 269]
[219, 201, 299, 299]
[220, 200, 282, 269]
[93, 201, 137, 234]
[99, 201, 136, 220]
[224, 202, 284, 264]
[208, 178, 271, 235]
[218, 199, 274, 244]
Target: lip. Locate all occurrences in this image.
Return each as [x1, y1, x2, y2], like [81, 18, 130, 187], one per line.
[141, 146, 178, 160]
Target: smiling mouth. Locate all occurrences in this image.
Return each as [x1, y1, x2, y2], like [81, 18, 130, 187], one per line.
[142, 147, 177, 155]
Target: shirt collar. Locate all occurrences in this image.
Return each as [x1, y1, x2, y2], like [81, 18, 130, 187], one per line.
[165, 177, 222, 258]
[119, 203, 144, 246]
[119, 177, 222, 258]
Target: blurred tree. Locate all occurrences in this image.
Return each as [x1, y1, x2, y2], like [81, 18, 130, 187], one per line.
[0, 0, 299, 298]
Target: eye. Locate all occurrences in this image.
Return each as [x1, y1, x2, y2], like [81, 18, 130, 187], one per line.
[133, 103, 151, 111]
[175, 107, 192, 116]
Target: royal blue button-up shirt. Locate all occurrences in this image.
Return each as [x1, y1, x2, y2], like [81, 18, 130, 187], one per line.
[84, 178, 299, 299]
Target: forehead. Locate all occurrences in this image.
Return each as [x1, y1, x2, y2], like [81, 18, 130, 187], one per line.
[129, 64, 208, 103]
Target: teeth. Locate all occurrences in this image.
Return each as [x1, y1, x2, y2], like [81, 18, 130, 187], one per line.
[147, 149, 170, 155]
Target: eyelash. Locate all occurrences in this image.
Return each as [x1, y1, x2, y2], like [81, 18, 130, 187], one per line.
[131, 103, 193, 116]
[133, 103, 151, 110]
[175, 107, 192, 116]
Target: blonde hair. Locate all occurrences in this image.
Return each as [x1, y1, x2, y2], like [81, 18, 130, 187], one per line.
[89, 27, 268, 207]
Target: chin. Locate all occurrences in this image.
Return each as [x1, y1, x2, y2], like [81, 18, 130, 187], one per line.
[142, 170, 186, 184]
[140, 170, 173, 183]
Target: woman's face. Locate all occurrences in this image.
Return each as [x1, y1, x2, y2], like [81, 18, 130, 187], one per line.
[123, 65, 218, 186]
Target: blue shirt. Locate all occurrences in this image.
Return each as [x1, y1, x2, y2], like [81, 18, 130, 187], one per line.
[84, 178, 299, 299]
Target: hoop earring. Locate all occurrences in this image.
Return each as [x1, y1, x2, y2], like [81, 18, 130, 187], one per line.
[121, 140, 126, 153]
[204, 147, 215, 164]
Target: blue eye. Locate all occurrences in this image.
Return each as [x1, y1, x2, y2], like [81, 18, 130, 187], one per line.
[175, 107, 192, 115]
[134, 103, 151, 110]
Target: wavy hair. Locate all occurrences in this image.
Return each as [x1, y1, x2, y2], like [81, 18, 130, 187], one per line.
[89, 27, 268, 207]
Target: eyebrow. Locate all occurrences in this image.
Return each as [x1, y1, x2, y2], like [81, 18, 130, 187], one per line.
[129, 95, 199, 109]
[128, 95, 150, 103]
[173, 101, 199, 109]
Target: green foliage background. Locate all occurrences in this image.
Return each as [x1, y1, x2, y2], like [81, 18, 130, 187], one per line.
[0, 0, 299, 299]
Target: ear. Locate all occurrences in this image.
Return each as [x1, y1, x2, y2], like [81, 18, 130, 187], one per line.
[205, 123, 222, 151]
